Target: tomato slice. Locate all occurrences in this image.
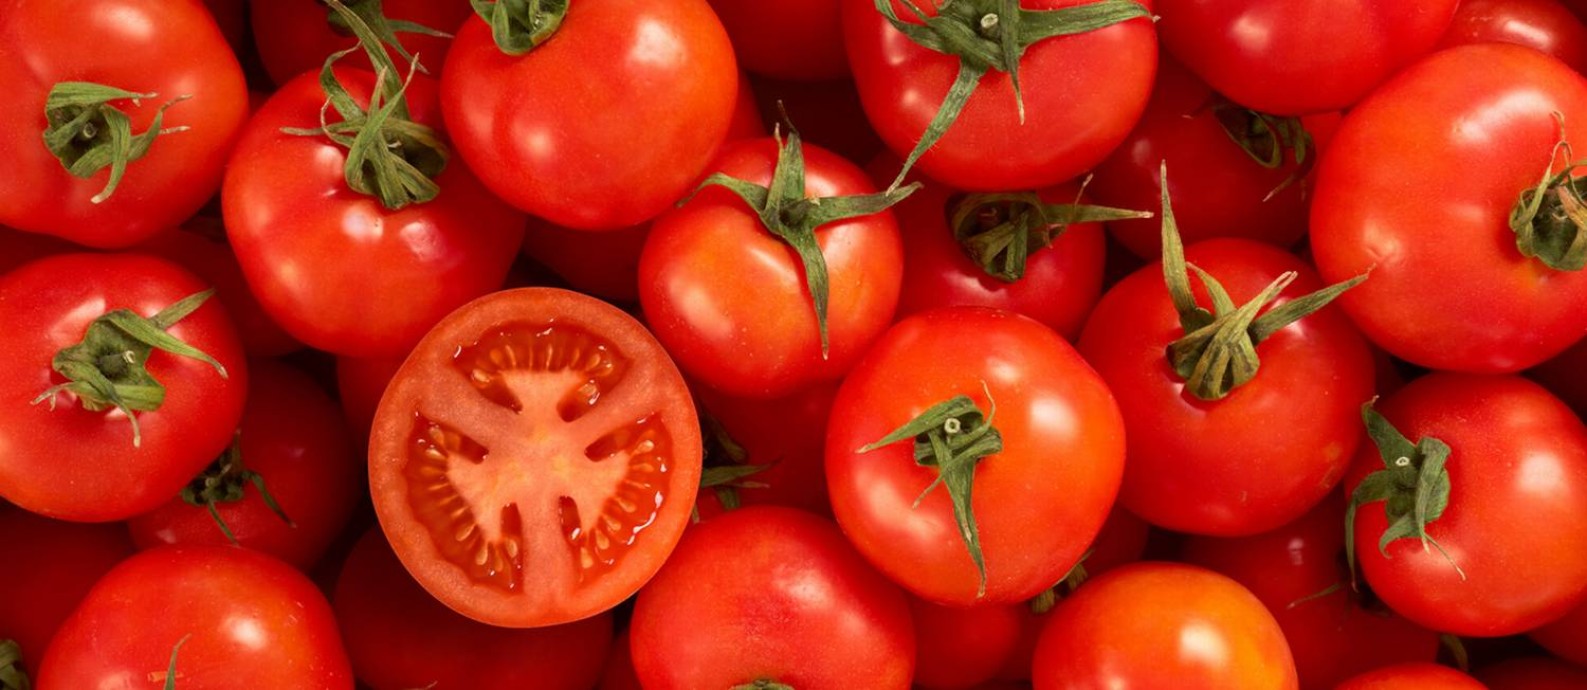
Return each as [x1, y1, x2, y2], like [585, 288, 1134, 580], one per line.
[370, 288, 701, 627]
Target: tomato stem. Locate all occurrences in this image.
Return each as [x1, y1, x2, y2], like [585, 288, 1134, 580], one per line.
[0, 640, 30, 690]
[1208, 102, 1314, 201]
[470, 0, 567, 55]
[181, 433, 298, 544]
[322, 0, 452, 74]
[1511, 115, 1587, 271]
[949, 187, 1149, 282]
[41, 82, 191, 204]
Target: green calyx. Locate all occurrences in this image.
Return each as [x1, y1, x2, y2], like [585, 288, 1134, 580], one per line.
[1510, 117, 1587, 271]
[42, 82, 190, 204]
[30, 290, 227, 448]
[1210, 103, 1313, 201]
[1027, 549, 1094, 615]
[323, 0, 452, 74]
[950, 190, 1150, 281]
[1344, 401, 1466, 587]
[693, 414, 773, 520]
[1155, 163, 1366, 401]
[158, 635, 191, 690]
[470, 0, 567, 55]
[730, 681, 794, 690]
[859, 385, 1003, 598]
[0, 640, 30, 690]
[282, 0, 451, 211]
[180, 434, 296, 545]
[691, 126, 920, 357]
[876, 0, 1151, 190]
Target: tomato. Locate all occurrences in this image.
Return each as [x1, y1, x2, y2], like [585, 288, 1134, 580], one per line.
[911, 597, 1025, 690]
[0, 253, 248, 522]
[336, 352, 407, 447]
[1311, 44, 1587, 373]
[1157, 0, 1458, 115]
[693, 381, 839, 518]
[127, 359, 359, 570]
[0, 508, 133, 673]
[710, 0, 847, 80]
[827, 307, 1125, 605]
[1032, 562, 1298, 690]
[252, 0, 471, 86]
[441, 0, 737, 230]
[630, 506, 915, 689]
[1534, 600, 1587, 666]
[200, 0, 246, 57]
[369, 287, 701, 627]
[0, 0, 249, 248]
[1478, 657, 1587, 690]
[1078, 238, 1374, 536]
[1437, 0, 1587, 74]
[334, 528, 612, 689]
[597, 629, 642, 690]
[37, 546, 352, 689]
[143, 221, 302, 358]
[224, 66, 525, 358]
[1345, 374, 1587, 637]
[640, 137, 905, 399]
[522, 221, 651, 305]
[1334, 664, 1486, 690]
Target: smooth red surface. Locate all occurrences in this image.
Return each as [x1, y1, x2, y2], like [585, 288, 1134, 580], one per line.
[1534, 599, 1587, 665]
[911, 597, 1025, 690]
[144, 223, 302, 357]
[709, 0, 847, 80]
[0, 509, 133, 671]
[1334, 663, 1487, 690]
[693, 381, 839, 517]
[1438, 0, 1587, 74]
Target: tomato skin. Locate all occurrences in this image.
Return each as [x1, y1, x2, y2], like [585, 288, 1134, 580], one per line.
[522, 220, 651, 305]
[641, 138, 904, 400]
[1157, 0, 1458, 115]
[0, 509, 133, 672]
[252, 0, 472, 86]
[441, 0, 737, 230]
[224, 67, 525, 359]
[1334, 663, 1487, 690]
[911, 597, 1025, 690]
[0, 253, 249, 522]
[1311, 44, 1587, 373]
[37, 546, 352, 689]
[0, 0, 249, 248]
[1477, 657, 1587, 690]
[1533, 600, 1587, 666]
[1078, 239, 1374, 536]
[597, 629, 642, 690]
[631, 506, 915, 690]
[335, 352, 407, 448]
[709, 0, 847, 80]
[1437, 0, 1587, 74]
[1032, 562, 1298, 690]
[143, 224, 302, 358]
[1346, 374, 1587, 637]
[693, 381, 840, 517]
[827, 307, 1125, 605]
[753, 77, 885, 165]
[845, 0, 1156, 191]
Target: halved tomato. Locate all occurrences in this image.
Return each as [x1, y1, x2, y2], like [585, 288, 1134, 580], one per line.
[368, 288, 702, 627]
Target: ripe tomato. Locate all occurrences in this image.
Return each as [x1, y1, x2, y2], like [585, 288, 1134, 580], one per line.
[910, 597, 1025, 690]
[1437, 0, 1587, 74]
[369, 288, 702, 627]
[441, 0, 738, 230]
[693, 381, 839, 518]
[522, 221, 651, 305]
[0, 253, 248, 522]
[597, 629, 642, 690]
[336, 352, 407, 447]
[0, 0, 249, 248]
[1533, 599, 1587, 666]
[630, 506, 915, 689]
[1156, 0, 1458, 115]
[709, 0, 847, 80]
[0, 508, 133, 673]
[1032, 562, 1298, 690]
[335, 528, 612, 689]
[1334, 663, 1486, 690]
[252, 0, 471, 85]
[1478, 657, 1587, 690]
[1311, 44, 1587, 373]
[143, 222, 302, 358]
[37, 546, 352, 689]
[1346, 374, 1587, 637]
[827, 307, 1125, 605]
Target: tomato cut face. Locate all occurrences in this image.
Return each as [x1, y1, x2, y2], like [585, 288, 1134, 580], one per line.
[370, 288, 702, 628]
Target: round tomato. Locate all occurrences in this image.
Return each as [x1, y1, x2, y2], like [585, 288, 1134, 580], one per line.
[0, 508, 133, 673]
[911, 597, 1025, 690]
[1534, 599, 1587, 666]
[252, 0, 471, 85]
[522, 221, 651, 305]
[336, 352, 407, 447]
[1437, 0, 1587, 74]
[1334, 664, 1486, 690]
[143, 221, 302, 358]
[0, 0, 249, 248]
[710, 0, 847, 80]
[1478, 657, 1587, 690]
[693, 381, 839, 518]
[369, 287, 702, 627]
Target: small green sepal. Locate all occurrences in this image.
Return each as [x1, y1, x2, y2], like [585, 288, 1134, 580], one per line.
[1510, 114, 1587, 271]
[180, 433, 297, 544]
[950, 186, 1150, 282]
[470, 0, 568, 55]
[42, 82, 190, 203]
[1344, 401, 1466, 588]
[325, 0, 453, 74]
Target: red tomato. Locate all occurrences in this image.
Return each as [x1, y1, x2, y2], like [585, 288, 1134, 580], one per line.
[1346, 374, 1587, 637]
[710, 0, 847, 80]
[0, 509, 133, 672]
[335, 528, 612, 689]
[1157, 0, 1458, 115]
[252, 0, 471, 86]
[37, 547, 352, 689]
[1438, 0, 1587, 74]
[369, 288, 702, 627]
[335, 352, 407, 447]
[0, 253, 248, 522]
[143, 222, 302, 358]
[1032, 562, 1298, 690]
[597, 629, 642, 690]
[911, 597, 1025, 690]
[1478, 657, 1587, 690]
[0, 0, 249, 248]
[693, 381, 839, 517]
[441, 0, 737, 230]
[1310, 44, 1587, 373]
[845, 0, 1157, 191]
[1534, 600, 1587, 666]
[200, 0, 246, 56]
[224, 66, 525, 358]
[1334, 663, 1487, 690]
[630, 506, 915, 689]
[826, 307, 1125, 605]
[522, 221, 651, 305]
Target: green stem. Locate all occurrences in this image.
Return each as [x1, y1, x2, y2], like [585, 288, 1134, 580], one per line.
[0, 640, 30, 690]
[949, 190, 1149, 282]
[470, 0, 568, 55]
[324, 0, 452, 74]
[41, 83, 190, 203]
[1511, 116, 1587, 271]
[1344, 401, 1466, 590]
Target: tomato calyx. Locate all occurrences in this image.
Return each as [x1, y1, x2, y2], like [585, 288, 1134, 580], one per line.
[729, 680, 795, 690]
[1344, 401, 1467, 588]
[30, 289, 228, 448]
[0, 640, 30, 690]
[1209, 103, 1314, 201]
[1510, 119, 1587, 271]
[469, 0, 567, 55]
[874, 0, 1151, 189]
[694, 414, 773, 520]
[860, 386, 1003, 597]
[1156, 164, 1366, 401]
[690, 126, 920, 357]
[948, 188, 1149, 282]
[320, 0, 453, 74]
[1027, 549, 1094, 614]
[179, 433, 297, 544]
[41, 82, 191, 204]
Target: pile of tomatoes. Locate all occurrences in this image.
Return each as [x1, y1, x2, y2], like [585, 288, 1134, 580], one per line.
[6, 0, 1587, 688]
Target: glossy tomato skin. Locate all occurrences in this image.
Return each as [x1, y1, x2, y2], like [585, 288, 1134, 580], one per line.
[143, 223, 302, 357]
[1437, 0, 1587, 74]
[0, 0, 249, 248]
[1534, 600, 1587, 666]
[710, 0, 847, 80]
[335, 352, 407, 448]
[522, 220, 651, 305]
[1078, 239, 1374, 536]
[369, 288, 702, 628]
[693, 381, 840, 517]
[1311, 44, 1587, 373]
[846, 0, 1155, 191]
[441, 0, 737, 230]
[641, 138, 904, 400]
[127, 359, 359, 570]
[37, 546, 352, 689]
[1157, 0, 1458, 115]
[0, 509, 133, 672]
[1334, 663, 1487, 690]
[827, 307, 1125, 605]
[252, 0, 471, 86]
[1032, 562, 1298, 690]
[1346, 374, 1587, 637]
[0, 253, 248, 522]
[630, 506, 915, 689]
[225, 67, 525, 358]
[1477, 657, 1587, 690]
[335, 529, 612, 690]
